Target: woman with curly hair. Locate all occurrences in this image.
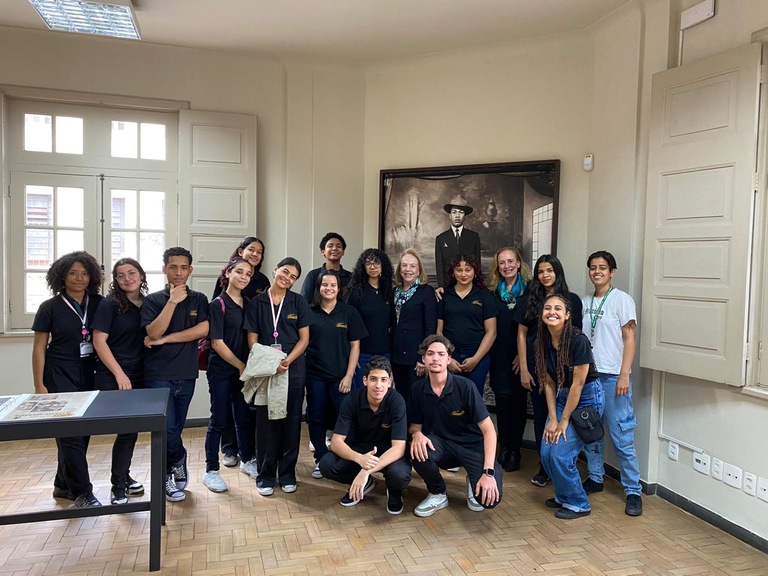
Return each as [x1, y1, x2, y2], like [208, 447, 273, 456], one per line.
[212, 236, 270, 301]
[346, 248, 395, 391]
[513, 254, 583, 487]
[31, 251, 104, 508]
[437, 254, 497, 396]
[487, 247, 530, 472]
[535, 293, 603, 519]
[92, 258, 149, 505]
[391, 249, 437, 402]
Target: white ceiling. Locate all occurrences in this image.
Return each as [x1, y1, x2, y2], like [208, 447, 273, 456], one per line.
[0, 0, 630, 63]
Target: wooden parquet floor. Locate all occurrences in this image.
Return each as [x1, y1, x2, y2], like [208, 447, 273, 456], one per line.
[0, 427, 766, 575]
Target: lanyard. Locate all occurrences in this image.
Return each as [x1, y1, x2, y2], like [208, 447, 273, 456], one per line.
[60, 294, 90, 338]
[589, 286, 613, 340]
[269, 290, 286, 344]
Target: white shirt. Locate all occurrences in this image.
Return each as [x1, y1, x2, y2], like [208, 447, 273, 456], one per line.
[581, 288, 636, 375]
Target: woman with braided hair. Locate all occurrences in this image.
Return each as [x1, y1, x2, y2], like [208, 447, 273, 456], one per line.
[535, 294, 603, 520]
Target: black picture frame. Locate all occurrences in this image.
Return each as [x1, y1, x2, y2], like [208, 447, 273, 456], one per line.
[379, 160, 560, 283]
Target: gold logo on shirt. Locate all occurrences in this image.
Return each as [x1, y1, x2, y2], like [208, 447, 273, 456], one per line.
[472, 300, 482, 307]
[451, 409, 465, 416]
[287, 313, 298, 320]
[381, 423, 391, 429]
[190, 310, 198, 316]
[336, 322, 348, 329]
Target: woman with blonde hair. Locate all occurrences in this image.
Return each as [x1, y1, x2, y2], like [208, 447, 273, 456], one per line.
[487, 247, 529, 472]
[390, 249, 437, 402]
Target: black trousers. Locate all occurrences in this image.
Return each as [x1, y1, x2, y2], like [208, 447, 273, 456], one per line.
[44, 358, 94, 498]
[493, 388, 528, 452]
[318, 450, 411, 491]
[411, 435, 503, 508]
[93, 370, 143, 487]
[255, 356, 305, 489]
[392, 362, 420, 404]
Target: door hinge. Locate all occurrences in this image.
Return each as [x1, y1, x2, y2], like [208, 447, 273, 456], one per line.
[8, 300, 11, 313]
[759, 341, 764, 360]
[762, 64, 768, 84]
[754, 172, 760, 190]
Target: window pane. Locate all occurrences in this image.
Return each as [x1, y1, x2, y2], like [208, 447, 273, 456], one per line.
[24, 114, 52, 152]
[140, 123, 166, 160]
[26, 273, 49, 314]
[111, 231, 137, 266]
[25, 185, 54, 226]
[111, 189, 137, 229]
[56, 187, 84, 228]
[140, 190, 165, 229]
[111, 120, 138, 158]
[26, 229, 53, 269]
[146, 273, 165, 294]
[140, 232, 165, 270]
[56, 230, 84, 258]
[55, 116, 84, 154]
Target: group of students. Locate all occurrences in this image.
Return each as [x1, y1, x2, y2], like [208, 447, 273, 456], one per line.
[31, 231, 642, 520]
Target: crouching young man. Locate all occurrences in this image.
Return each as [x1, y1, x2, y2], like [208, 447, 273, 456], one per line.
[409, 334, 502, 517]
[318, 355, 411, 514]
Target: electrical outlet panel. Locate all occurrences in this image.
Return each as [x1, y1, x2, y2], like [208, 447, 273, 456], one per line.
[744, 472, 757, 496]
[723, 463, 742, 489]
[693, 452, 710, 475]
[757, 477, 768, 504]
[668, 441, 679, 461]
[711, 458, 723, 480]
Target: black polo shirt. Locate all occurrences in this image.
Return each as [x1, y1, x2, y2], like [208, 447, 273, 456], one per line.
[306, 302, 368, 381]
[244, 289, 310, 354]
[92, 296, 145, 377]
[300, 264, 352, 302]
[544, 329, 599, 386]
[408, 372, 488, 446]
[334, 387, 407, 453]
[212, 270, 270, 302]
[437, 284, 497, 350]
[141, 287, 209, 380]
[346, 283, 394, 355]
[207, 292, 248, 379]
[32, 293, 104, 361]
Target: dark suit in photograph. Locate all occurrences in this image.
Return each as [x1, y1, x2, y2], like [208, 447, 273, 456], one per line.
[434, 227, 481, 287]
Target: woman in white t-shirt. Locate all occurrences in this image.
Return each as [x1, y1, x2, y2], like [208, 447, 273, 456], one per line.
[580, 250, 643, 517]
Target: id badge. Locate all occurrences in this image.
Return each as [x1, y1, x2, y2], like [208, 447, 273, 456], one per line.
[270, 343, 283, 351]
[79, 341, 94, 357]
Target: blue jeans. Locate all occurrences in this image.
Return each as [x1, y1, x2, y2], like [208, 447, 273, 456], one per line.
[584, 373, 642, 496]
[204, 372, 256, 471]
[453, 347, 491, 397]
[352, 352, 390, 392]
[305, 376, 348, 463]
[145, 379, 195, 472]
[540, 379, 604, 513]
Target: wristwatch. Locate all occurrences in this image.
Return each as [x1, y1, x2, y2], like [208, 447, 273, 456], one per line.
[484, 467, 495, 477]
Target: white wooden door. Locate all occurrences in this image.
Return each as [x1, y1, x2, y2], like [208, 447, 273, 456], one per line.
[640, 43, 762, 386]
[178, 110, 257, 297]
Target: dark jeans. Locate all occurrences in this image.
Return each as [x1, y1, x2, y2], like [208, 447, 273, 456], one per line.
[411, 435, 502, 508]
[453, 347, 491, 397]
[494, 387, 528, 453]
[305, 376, 347, 463]
[255, 356, 305, 489]
[45, 358, 94, 498]
[93, 370, 144, 487]
[205, 372, 256, 471]
[220, 411, 239, 457]
[319, 450, 411, 490]
[392, 362, 421, 404]
[526, 361, 548, 455]
[145, 378, 195, 472]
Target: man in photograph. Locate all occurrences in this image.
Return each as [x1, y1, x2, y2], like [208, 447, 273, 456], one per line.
[409, 334, 502, 517]
[434, 195, 481, 287]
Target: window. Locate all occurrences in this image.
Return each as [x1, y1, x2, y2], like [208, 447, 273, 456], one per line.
[531, 203, 553, 263]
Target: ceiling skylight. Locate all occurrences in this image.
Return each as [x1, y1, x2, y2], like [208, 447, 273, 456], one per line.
[28, 0, 141, 40]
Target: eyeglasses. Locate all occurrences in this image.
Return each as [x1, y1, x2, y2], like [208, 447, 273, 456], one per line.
[365, 260, 381, 268]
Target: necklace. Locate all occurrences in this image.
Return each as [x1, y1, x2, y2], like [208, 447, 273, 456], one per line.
[589, 286, 613, 340]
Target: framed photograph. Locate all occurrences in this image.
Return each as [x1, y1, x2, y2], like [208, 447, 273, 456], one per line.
[379, 160, 560, 285]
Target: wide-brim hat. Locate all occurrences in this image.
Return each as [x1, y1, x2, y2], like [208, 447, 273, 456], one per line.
[443, 194, 474, 215]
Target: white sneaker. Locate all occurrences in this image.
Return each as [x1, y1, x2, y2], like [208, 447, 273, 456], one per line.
[240, 458, 259, 479]
[446, 467, 460, 473]
[203, 471, 228, 493]
[281, 483, 297, 493]
[466, 476, 483, 512]
[222, 453, 239, 467]
[309, 441, 315, 452]
[414, 493, 448, 517]
[257, 485, 274, 496]
[312, 463, 323, 479]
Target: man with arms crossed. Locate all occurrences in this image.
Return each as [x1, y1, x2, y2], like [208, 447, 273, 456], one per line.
[409, 334, 502, 516]
[319, 356, 411, 514]
[142, 247, 209, 502]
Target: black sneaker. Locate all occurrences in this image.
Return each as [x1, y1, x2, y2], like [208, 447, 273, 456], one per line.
[545, 497, 562, 509]
[74, 492, 102, 508]
[165, 475, 185, 502]
[111, 486, 128, 505]
[625, 494, 643, 516]
[582, 478, 604, 494]
[126, 474, 145, 495]
[387, 489, 404, 515]
[531, 465, 550, 487]
[340, 477, 376, 507]
[171, 454, 188, 490]
[52, 486, 75, 501]
[504, 450, 521, 473]
[554, 507, 590, 520]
